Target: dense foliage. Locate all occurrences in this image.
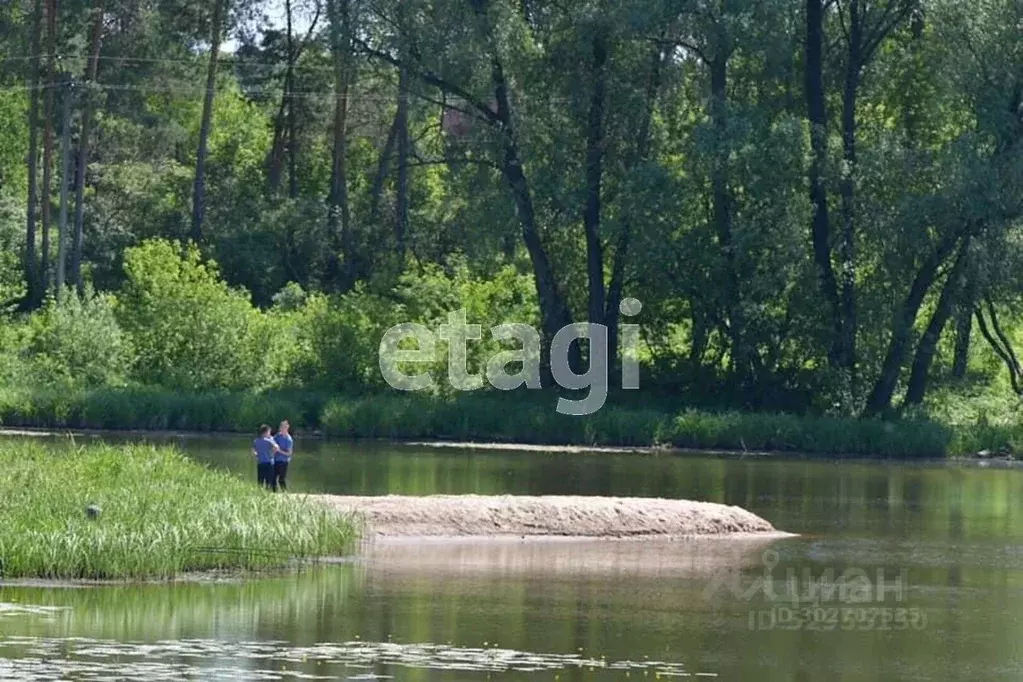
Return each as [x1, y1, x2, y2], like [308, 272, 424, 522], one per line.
[0, 0, 1021, 434]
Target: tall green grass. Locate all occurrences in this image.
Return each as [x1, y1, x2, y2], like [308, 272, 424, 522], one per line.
[0, 442, 357, 580]
[319, 393, 956, 457]
[0, 387, 328, 432]
[0, 386, 1016, 458]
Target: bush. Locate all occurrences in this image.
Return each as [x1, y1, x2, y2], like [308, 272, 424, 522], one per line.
[24, 287, 133, 388]
[117, 239, 275, 391]
[289, 287, 403, 391]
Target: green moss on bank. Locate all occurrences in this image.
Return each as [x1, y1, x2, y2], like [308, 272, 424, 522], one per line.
[0, 442, 356, 580]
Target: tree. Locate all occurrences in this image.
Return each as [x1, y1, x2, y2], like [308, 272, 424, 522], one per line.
[70, 0, 104, 295]
[22, 0, 43, 309]
[191, 0, 226, 243]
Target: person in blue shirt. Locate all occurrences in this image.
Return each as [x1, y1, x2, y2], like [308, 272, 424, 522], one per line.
[252, 424, 280, 490]
[273, 419, 294, 492]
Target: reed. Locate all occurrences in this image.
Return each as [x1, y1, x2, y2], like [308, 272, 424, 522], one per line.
[0, 387, 1012, 458]
[0, 442, 357, 580]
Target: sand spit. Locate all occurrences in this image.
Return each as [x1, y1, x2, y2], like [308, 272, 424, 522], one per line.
[307, 494, 789, 539]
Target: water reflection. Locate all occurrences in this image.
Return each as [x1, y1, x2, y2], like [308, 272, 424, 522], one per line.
[361, 535, 781, 579]
[4, 435, 1023, 679]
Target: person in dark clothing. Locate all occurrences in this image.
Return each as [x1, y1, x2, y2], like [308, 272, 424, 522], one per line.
[252, 424, 280, 490]
[273, 419, 293, 491]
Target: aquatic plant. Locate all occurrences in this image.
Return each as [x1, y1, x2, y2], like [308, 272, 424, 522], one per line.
[0, 442, 357, 580]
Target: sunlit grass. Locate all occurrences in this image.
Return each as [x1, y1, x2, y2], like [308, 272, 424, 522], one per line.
[0, 442, 357, 580]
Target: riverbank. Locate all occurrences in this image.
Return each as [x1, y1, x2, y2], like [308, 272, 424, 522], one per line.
[0, 386, 1018, 458]
[0, 442, 357, 580]
[306, 494, 789, 539]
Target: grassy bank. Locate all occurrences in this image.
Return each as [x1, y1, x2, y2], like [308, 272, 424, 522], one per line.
[319, 394, 960, 457]
[0, 387, 1018, 458]
[0, 442, 357, 580]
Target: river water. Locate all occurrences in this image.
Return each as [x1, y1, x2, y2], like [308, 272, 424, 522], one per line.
[2, 433, 1023, 680]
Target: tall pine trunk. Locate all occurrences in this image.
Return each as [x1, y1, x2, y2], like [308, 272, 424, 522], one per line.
[394, 0, 410, 257]
[23, 0, 43, 309]
[41, 0, 57, 295]
[285, 0, 299, 199]
[56, 74, 72, 292]
[395, 59, 409, 257]
[191, 0, 224, 243]
[71, 1, 104, 295]
[327, 0, 354, 288]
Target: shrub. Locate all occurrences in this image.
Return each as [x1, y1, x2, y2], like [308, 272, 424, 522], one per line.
[117, 239, 273, 391]
[289, 287, 403, 391]
[24, 287, 133, 388]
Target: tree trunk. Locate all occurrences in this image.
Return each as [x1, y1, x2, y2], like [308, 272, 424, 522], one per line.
[369, 112, 399, 224]
[975, 301, 1023, 395]
[903, 238, 970, 406]
[395, 12, 410, 258]
[191, 0, 224, 243]
[489, 56, 573, 362]
[327, 0, 353, 289]
[267, 91, 287, 194]
[463, 0, 573, 371]
[952, 305, 972, 380]
[710, 53, 748, 392]
[839, 0, 862, 394]
[23, 0, 43, 309]
[71, 0, 104, 296]
[285, 0, 299, 199]
[951, 267, 977, 380]
[56, 75, 72, 292]
[806, 0, 842, 370]
[863, 228, 965, 415]
[604, 45, 662, 370]
[269, 0, 320, 198]
[41, 0, 57, 296]
[583, 29, 607, 326]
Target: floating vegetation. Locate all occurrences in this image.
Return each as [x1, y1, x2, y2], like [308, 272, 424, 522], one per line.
[0, 603, 72, 619]
[0, 637, 712, 680]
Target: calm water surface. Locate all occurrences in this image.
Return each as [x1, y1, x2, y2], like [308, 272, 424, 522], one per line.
[3, 433, 1023, 680]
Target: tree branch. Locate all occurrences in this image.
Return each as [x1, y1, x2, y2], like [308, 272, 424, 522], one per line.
[671, 38, 709, 65]
[355, 37, 502, 126]
[975, 305, 1023, 395]
[835, 0, 851, 45]
[293, 0, 323, 64]
[862, 0, 914, 64]
[986, 296, 1023, 378]
[406, 156, 499, 170]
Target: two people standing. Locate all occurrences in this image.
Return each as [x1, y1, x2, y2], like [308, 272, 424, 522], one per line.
[252, 420, 293, 492]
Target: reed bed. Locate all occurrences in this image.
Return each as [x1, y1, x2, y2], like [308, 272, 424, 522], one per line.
[0, 442, 357, 580]
[0, 387, 1013, 458]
